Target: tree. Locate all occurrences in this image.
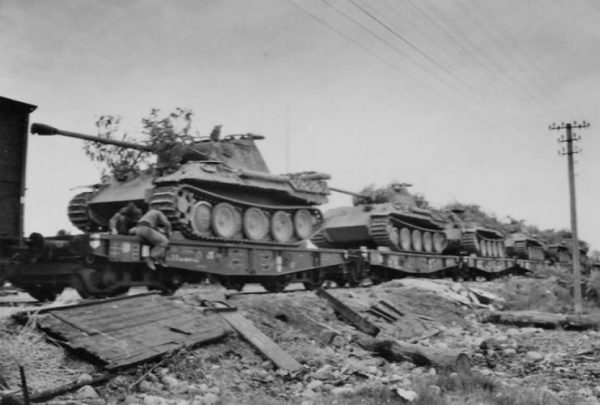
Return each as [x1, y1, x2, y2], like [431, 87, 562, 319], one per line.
[83, 108, 198, 179]
[83, 115, 151, 180]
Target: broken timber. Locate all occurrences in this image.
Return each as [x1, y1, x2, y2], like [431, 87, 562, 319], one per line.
[480, 310, 600, 330]
[16, 293, 229, 370]
[356, 336, 471, 373]
[206, 302, 302, 372]
[316, 288, 380, 336]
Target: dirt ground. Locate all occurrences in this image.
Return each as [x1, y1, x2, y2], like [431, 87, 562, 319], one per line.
[1, 271, 600, 405]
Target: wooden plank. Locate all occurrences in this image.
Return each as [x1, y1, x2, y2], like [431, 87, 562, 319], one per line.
[216, 310, 302, 372]
[315, 288, 380, 336]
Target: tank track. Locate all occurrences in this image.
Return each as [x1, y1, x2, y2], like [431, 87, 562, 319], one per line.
[150, 184, 323, 247]
[310, 231, 334, 248]
[370, 215, 446, 253]
[67, 191, 99, 232]
[460, 232, 506, 258]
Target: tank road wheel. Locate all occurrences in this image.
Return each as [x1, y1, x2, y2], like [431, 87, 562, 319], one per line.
[243, 207, 270, 241]
[484, 241, 493, 258]
[211, 202, 242, 239]
[498, 243, 506, 258]
[261, 276, 290, 293]
[190, 201, 212, 236]
[387, 226, 400, 250]
[294, 209, 314, 240]
[422, 232, 433, 253]
[480, 240, 488, 257]
[271, 211, 294, 243]
[411, 230, 423, 252]
[433, 232, 447, 254]
[399, 228, 411, 251]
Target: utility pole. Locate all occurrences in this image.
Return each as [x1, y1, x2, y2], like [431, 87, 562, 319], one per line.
[549, 120, 590, 314]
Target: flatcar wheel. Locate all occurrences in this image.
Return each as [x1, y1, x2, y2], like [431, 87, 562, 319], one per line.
[294, 209, 314, 240]
[261, 276, 290, 293]
[219, 276, 245, 291]
[24, 285, 61, 302]
[422, 232, 433, 253]
[399, 228, 411, 251]
[433, 232, 447, 253]
[411, 230, 423, 252]
[71, 276, 92, 299]
[271, 211, 294, 243]
[109, 286, 130, 297]
[243, 207, 269, 241]
[303, 270, 325, 290]
[190, 201, 212, 236]
[211, 202, 242, 239]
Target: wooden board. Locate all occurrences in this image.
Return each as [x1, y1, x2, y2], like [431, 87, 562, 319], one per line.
[23, 294, 229, 370]
[216, 310, 302, 372]
[316, 288, 380, 336]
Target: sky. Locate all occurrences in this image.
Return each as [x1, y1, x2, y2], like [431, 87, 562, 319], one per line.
[1, 0, 600, 250]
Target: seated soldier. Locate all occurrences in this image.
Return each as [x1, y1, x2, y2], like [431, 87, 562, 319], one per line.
[109, 202, 142, 235]
[133, 208, 172, 270]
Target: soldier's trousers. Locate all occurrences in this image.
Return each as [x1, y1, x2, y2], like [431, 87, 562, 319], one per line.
[135, 225, 169, 260]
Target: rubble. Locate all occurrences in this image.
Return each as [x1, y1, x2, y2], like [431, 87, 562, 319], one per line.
[0, 276, 599, 404]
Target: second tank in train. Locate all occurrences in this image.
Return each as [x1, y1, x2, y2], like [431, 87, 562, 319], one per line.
[312, 183, 449, 253]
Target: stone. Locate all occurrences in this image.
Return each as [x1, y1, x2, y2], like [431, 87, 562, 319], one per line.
[77, 385, 99, 399]
[202, 393, 220, 405]
[411, 367, 424, 376]
[174, 400, 190, 405]
[395, 388, 418, 402]
[77, 373, 93, 384]
[427, 385, 442, 397]
[312, 364, 335, 380]
[143, 395, 167, 405]
[300, 401, 315, 405]
[306, 380, 323, 391]
[366, 365, 379, 375]
[124, 395, 141, 404]
[502, 348, 517, 357]
[162, 375, 180, 391]
[301, 389, 319, 399]
[526, 351, 544, 362]
[331, 386, 355, 396]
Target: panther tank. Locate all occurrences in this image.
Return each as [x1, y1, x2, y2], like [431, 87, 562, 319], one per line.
[547, 240, 589, 266]
[311, 183, 448, 253]
[443, 209, 506, 258]
[32, 123, 329, 246]
[505, 233, 545, 260]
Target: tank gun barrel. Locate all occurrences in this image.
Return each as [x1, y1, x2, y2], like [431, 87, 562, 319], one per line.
[329, 187, 365, 199]
[31, 123, 152, 152]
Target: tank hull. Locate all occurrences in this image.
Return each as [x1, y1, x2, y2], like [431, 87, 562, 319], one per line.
[312, 204, 448, 253]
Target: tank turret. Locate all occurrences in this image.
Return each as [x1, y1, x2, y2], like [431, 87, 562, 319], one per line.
[32, 122, 330, 246]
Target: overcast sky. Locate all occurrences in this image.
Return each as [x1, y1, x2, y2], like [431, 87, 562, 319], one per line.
[2, 0, 600, 249]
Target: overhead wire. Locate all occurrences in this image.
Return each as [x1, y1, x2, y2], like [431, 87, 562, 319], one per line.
[345, 0, 483, 96]
[283, 0, 537, 135]
[449, 0, 553, 116]
[343, 0, 535, 132]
